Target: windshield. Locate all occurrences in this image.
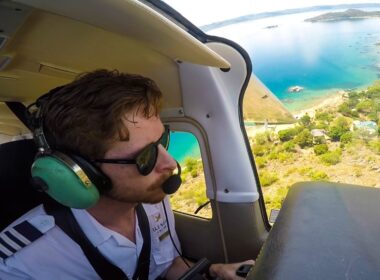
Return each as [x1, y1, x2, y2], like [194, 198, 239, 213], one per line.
[162, 0, 380, 221]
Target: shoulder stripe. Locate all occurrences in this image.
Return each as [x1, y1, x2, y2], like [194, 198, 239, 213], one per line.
[0, 243, 13, 257]
[8, 228, 31, 246]
[0, 238, 16, 253]
[0, 249, 8, 259]
[13, 221, 43, 242]
[0, 221, 44, 261]
[4, 231, 26, 247]
[0, 233, 22, 251]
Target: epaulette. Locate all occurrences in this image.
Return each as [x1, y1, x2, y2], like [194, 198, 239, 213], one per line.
[0, 215, 54, 261]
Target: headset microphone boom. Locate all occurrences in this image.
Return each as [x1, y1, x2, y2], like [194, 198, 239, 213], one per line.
[162, 161, 182, 195]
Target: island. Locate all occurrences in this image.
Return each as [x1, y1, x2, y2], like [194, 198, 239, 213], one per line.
[305, 9, 380, 22]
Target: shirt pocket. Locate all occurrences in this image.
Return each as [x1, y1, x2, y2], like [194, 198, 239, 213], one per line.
[150, 216, 176, 265]
[152, 235, 175, 265]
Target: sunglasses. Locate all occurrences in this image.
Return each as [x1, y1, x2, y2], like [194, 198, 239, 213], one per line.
[94, 125, 170, 176]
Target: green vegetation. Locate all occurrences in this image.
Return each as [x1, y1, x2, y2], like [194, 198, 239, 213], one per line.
[369, 139, 380, 154]
[259, 171, 278, 187]
[257, 82, 379, 215]
[299, 114, 311, 127]
[314, 144, 328, 155]
[309, 170, 329, 181]
[294, 129, 313, 148]
[170, 157, 210, 218]
[264, 186, 289, 211]
[281, 140, 297, 152]
[320, 149, 342, 165]
[171, 81, 380, 219]
[278, 128, 298, 142]
[328, 116, 351, 141]
[340, 132, 353, 144]
[255, 156, 267, 168]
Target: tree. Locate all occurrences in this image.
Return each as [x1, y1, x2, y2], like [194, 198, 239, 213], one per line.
[356, 99, 374, 113]
[315, 110, 333, 122]
[299, 114, 311, 127]
[328, 116, 351, 141]
[294, 129, 313, 148]
[338, 102, 352, 117]
[278, 128, 297, 142]
[282, 140, 297, 152]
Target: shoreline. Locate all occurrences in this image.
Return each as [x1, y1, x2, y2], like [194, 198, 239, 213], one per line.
[291, 90, 346, 119]
[246, 90, 346, 137]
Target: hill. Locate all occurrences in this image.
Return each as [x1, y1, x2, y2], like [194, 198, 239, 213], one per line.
[243, 74, 295, 124]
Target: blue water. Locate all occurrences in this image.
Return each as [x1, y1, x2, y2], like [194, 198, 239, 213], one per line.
[171, 9, 380, 160]
[168, 131, 201, 164]
[210, 9, 380, 110]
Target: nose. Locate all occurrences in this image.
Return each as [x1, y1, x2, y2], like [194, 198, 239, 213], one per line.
[155, 144, 177, 173]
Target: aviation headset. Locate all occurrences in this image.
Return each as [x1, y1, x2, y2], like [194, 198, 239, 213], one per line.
[28, 86, 111, 209]
[28, 86, 182, 209]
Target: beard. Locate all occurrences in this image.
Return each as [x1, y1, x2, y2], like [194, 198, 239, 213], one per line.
[103, 173, 171, 204]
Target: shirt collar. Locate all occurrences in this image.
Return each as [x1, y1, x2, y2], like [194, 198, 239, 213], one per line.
[71, 208, 138, 248]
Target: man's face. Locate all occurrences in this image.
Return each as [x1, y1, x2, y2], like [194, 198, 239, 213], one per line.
[99, 111, 177, 204]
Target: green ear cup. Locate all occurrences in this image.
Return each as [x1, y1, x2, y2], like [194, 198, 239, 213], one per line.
[31, 155, 100, 209]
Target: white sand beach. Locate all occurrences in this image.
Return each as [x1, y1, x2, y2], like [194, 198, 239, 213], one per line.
[246, 90, 346, 138]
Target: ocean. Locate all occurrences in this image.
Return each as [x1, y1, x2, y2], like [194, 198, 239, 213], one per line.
[169, 9, 380, 162]
[210, 9, 380, 111]
[168, 131, 201, 164]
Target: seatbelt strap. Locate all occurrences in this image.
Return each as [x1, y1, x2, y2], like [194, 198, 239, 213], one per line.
[44, 201, 126, 279]
[134, 203, 151, 280]
[44, 201, 151, 280]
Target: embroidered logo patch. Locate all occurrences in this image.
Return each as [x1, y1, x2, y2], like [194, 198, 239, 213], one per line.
[150, 212, 169, 242]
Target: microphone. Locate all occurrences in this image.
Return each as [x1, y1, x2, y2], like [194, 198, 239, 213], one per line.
[162, 161, 182, 194]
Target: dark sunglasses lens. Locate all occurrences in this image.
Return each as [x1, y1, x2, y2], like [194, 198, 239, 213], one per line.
[160, 127, 170, 150]
[136, 144, 158, 175]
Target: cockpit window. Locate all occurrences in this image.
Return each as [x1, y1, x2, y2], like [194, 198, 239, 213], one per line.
[163, 2, 380, 219]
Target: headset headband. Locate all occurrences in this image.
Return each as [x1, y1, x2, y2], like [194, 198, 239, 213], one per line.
[27, 86, 65, 153]
[28, 85, 105, 208]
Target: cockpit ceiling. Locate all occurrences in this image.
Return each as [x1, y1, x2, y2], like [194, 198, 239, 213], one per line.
[0, 0, 230, 136]
[0, 0, 231, 102]
[0, 0, 230, 102]
[0, 9, 182, 106]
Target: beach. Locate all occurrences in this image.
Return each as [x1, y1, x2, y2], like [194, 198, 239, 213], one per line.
[292, 90, 346, 119]
[245, 90, 346, 138]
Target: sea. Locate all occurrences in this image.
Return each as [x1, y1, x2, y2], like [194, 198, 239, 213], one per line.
[169, 8, 380, 163]
[209, 8, 380, 111]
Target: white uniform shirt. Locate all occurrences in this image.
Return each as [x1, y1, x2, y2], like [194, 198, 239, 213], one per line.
[0, 198, 180, 280]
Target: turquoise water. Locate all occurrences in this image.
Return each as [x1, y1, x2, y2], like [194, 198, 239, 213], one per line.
[168, 131, 201, 164]
[210, 9, 380, 111]
[172, 9, 380, 159]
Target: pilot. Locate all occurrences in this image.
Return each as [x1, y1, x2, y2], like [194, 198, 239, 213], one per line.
[0, 69, 254, 279]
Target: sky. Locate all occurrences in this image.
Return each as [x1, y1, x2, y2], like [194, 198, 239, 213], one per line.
[163, 0, 380, 26]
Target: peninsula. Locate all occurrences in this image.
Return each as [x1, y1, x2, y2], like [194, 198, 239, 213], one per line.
[305, 9, 380, 22]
